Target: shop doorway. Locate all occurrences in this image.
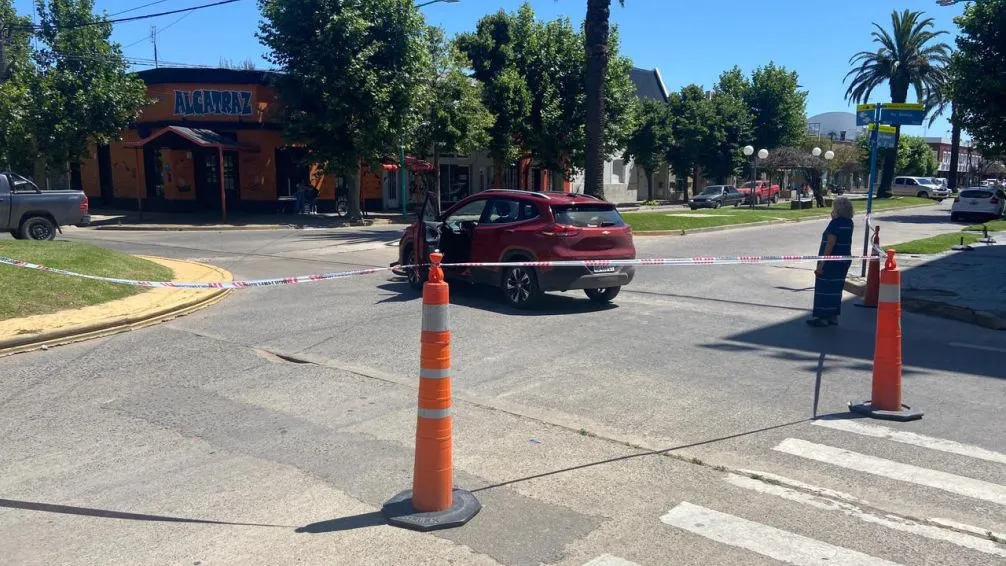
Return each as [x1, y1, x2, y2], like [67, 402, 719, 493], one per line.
[276, 147, 310, 198]
[194, 150, 240, 212]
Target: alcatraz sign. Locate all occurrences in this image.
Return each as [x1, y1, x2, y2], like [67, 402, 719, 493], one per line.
[173, 90, 254, 117]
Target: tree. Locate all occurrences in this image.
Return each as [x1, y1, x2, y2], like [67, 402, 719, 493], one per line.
[896, 135, 938, 177]
[0, 0, 37, 172]
[622, 98, 672, 201]
[702, 69, 754, 184]
[746, 62, 807, 150]
[666, 84, 715, 198]
[950, 0, 1006, 158]
[259, 0, 428, 220]
[219, 57, 259, 70]
[456, 10, 532, 187]
[412, 26, 491, 207]
[583, 0, 624, 200]
[923, 83, 960, 190]
[32, 0, 148, 183]
[845, 9, 951, 197]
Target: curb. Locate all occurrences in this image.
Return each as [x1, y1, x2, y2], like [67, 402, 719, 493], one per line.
[0, 258, 232, 357]
[844, 275, 1006, 331]
[633, 202, 938, 237]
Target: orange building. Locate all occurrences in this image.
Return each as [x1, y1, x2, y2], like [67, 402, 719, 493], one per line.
[79, 67, 429, 216]
[80, 67, 568, 217]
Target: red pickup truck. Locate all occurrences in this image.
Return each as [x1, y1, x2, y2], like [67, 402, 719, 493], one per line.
[738, 181, 781, 204]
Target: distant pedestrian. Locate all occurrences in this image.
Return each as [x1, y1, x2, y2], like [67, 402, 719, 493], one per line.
[294, 182, 306, 214]
[808, 196, 855, 327]
[307, 185, 319, 214]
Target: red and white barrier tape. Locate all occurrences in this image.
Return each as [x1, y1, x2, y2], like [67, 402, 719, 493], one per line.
[0, 253, 886, 290]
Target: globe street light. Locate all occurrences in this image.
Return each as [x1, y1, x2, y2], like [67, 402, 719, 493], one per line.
[743, 146, 769, 208]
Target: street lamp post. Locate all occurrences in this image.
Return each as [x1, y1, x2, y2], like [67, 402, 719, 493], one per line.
[743, 145, 769, 208]
[811, 147, 835, 207]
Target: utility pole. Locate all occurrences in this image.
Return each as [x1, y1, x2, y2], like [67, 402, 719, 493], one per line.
[151, 25, 158, 68]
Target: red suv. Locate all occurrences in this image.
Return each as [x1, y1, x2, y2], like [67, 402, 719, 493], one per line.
[392, 189, 636, 308]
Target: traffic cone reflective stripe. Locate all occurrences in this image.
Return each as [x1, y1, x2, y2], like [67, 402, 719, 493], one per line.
[849, 249, 923, 422]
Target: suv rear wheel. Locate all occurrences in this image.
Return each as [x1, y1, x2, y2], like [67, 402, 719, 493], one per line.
[403, 245, 426, 290]
[502, 266, 542, 309]
[585, 287, 621, 303]
[20, 216, 56, 241]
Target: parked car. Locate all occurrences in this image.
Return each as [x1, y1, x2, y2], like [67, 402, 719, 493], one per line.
[891, 176, 951, 200]
[392, 189, 636, 309]
[950, 187, 1006, 222]
[1, 172, 90, 240]
[737, 180, 781, 205]
[689, 185, 744, 209]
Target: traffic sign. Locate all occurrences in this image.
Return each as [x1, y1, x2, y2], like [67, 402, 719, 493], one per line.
[856, 104, 876, 127]
[868, 124, 897, 148]
[881, 103, 925, 126]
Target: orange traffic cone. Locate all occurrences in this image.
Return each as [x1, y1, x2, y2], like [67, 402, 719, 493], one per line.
[849, 249, 923, 421]
[383, 251, 481, 531]
[861, 226, 881, 308]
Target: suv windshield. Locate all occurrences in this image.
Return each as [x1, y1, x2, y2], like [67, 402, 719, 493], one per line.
[700, 187, 724, 195]
[552, 204, 625, 228]
[960, 190, 992, 199]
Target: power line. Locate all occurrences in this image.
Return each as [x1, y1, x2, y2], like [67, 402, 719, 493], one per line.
[109, 0, 172, 18]
[12, 0, 245, 31]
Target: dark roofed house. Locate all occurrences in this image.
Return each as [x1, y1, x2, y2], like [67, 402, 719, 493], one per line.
[629, 67, 669, 103]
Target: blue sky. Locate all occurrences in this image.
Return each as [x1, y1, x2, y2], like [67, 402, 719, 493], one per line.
[13, 0, 967, 140]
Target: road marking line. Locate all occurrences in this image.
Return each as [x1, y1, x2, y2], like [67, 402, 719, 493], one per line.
[660, 501, 903, 566]
[738, 469, 869, 504]
[727, 474, 1006, 558]
[581, 554, 642, 566]
[813, 419, 1006, 465]
[949, 342, 1006, 354]
[774, 438, 1006, 506]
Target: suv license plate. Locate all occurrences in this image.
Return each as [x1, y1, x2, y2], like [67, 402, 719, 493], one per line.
[591, 266, 616, 274]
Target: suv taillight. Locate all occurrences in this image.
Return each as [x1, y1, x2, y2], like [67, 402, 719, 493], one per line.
[991, 197, 1000, 204]
[542, 224, 579, 237]
[80, 195, 89, 213]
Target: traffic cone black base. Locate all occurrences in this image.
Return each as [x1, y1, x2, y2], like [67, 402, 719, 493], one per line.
[382, 488, 482, 532]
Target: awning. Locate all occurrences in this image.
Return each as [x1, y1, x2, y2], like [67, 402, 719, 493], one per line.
[124, 126, 258, 152]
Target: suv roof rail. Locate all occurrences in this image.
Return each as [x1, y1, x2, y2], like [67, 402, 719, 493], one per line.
[485, 188, 551, 199]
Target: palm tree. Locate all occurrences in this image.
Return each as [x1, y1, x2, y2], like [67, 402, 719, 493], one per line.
[583, 0, 622, 200]
[844, 9, 951, 198]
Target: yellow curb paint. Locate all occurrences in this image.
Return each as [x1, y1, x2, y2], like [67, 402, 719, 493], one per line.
[0, 256, 232, 355]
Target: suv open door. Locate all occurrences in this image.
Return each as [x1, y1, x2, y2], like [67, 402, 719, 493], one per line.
[407, 192, 441, 289]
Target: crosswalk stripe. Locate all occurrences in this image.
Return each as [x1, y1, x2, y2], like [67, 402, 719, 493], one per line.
[813, 418, 1006, 465]
[581, 554, 642, 566]
[726, 474, 1006, 558]
[739, 469, 868, 504]
[660, 502, 904, 566]
[774, 438, 1006, 506]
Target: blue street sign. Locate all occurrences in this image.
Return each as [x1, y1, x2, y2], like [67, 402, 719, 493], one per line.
[856, 104, 876, 127]
[881, 103, 925, 126]
[867, 124, 897, 148]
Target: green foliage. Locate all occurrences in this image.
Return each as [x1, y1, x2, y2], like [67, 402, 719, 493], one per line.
[844, 9, 951, 197]
[950, 0, 1006, 157]
[746, 62, 807, 150]
[666, 85, 714, 188]
[897, 135, 938, 177]
[457, 3, 637, 181]
[622, 98, 673, 200]
[703, 70, 754, 183]
[410, 27, 491, 160]
[31, 0, 148, 169]
[259, 0, 428, 218]
[0, 1, 145, 174]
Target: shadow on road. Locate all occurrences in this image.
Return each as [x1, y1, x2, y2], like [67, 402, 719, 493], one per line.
[0, 498, 291, 528]
[296, 511, 387, 533]
[472, 418, 815, 494]
[874, 214, 953, 225]
[376, 279, 619, 317]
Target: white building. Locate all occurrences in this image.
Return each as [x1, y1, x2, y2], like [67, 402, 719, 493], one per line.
[807, 112, 860, 143]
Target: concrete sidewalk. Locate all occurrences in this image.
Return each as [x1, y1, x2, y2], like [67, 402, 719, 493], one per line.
[846, 234, 1006, 330]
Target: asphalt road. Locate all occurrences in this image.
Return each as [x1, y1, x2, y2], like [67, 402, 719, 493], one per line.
[2, 201, 1004, 565]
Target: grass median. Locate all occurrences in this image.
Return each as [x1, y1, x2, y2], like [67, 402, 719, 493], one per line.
[0, 240, 173, 321]
[624, 197, 933, 233]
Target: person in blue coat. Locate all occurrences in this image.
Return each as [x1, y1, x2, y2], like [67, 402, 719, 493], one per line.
[808, 196, 855, 327]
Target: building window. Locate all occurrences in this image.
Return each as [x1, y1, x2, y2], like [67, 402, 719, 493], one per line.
[223, 154, 238, 194]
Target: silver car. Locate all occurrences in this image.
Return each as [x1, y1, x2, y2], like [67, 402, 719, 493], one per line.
[892, 176, 952, 200]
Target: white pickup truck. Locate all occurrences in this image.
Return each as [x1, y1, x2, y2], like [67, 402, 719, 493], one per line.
[0, 172, 91, 240]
